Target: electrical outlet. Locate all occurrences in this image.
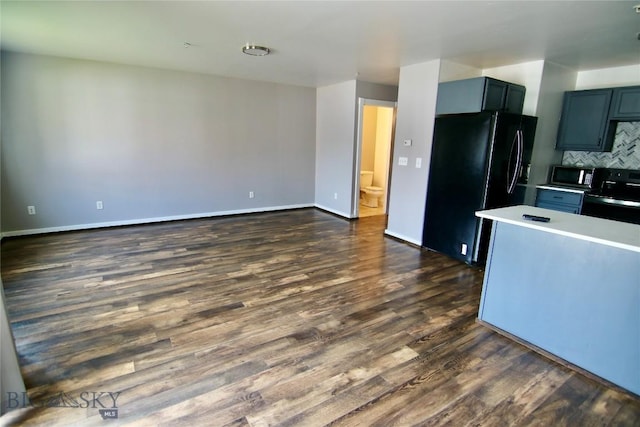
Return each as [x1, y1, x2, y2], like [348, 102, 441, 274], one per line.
[415, 157, 422, 168]
[249, 191, 254, 199]
[27, 205, 36, 215]
[96, 201, 103, 210]
[398, 157, 408, 166]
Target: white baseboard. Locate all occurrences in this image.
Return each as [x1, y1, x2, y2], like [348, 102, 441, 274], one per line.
[1, 204, 315, 238]
[313, 204, 353, 219]
[384, 229, 422, 246]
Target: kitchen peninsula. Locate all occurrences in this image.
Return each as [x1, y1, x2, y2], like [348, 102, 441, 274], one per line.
[475, 205, 640, 396]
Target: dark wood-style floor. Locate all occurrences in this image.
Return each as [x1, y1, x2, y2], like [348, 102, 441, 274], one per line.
[1, 209, 639, 426]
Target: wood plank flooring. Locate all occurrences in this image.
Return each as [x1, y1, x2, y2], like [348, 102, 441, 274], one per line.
[1, 208, 639, 426]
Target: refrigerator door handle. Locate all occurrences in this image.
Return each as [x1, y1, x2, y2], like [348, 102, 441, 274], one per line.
[515, 129, 524, 191]
[518, 129, 524, 178]
[507, 129, 523, 195]
[518, 129, 524, 173]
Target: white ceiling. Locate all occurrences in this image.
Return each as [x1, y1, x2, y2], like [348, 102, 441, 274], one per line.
[1, 1, 639, 88]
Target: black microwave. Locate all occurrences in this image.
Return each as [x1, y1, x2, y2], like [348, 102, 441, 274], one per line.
[549, 165, 605, 190]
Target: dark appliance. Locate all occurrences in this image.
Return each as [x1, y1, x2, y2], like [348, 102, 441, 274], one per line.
[422, 111, 537, 265]
[549, 165, 606, 190]
[582, 168, 640, 225]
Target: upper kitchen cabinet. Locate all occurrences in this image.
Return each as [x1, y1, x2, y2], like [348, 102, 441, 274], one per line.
[609, 86, 640, 120]
[436, 77, 525, 115]
[555, 89, 614, 152]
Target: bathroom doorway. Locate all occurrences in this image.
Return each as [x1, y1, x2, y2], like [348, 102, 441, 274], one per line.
[353, 98, 397, 218]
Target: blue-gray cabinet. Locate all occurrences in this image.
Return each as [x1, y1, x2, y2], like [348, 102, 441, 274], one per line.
[610, 86, 640, 120]
[555, 89, 614, 152]
[535, 187, 583, 214]
[436, 77, 525, 115]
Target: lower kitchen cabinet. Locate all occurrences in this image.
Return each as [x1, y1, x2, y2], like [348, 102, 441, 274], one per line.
[535, 187, 584, 214]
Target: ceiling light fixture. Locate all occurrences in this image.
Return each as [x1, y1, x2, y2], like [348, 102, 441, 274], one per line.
[242, 43, 270, 56]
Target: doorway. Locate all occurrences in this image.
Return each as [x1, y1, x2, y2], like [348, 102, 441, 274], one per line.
[353, 98, 397, 218]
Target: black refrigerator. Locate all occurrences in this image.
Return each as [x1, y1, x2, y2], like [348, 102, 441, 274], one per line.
[422, 111, 538, 265]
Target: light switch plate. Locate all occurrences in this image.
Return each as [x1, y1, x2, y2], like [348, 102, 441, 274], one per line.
[415, 157, 422, 168]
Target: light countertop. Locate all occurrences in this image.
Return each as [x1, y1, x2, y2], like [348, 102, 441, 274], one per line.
[476, 205, 640, 253]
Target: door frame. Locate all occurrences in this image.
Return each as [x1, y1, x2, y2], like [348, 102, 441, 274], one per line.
[352, 98, 398, 218]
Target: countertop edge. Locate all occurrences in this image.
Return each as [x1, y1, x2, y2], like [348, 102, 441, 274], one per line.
[476, 205, 640, 253]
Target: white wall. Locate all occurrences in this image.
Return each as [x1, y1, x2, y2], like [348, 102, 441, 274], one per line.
[361, 106, 377, 172]
[373, 107, 393, 191]
[386, 60, 441, 245]
[439, 59, 547, 116]
[576, 64, 640, 89]
[355, 81, 398, 104]
[359, 105, 393, 210]
[439, 60, 482, 82]
[0, 58, 26, 414]
[480, 60, 578, 204]
[315, 80, 397, 217]
[315, 80, 358, 217]
[525, 62, 577, 202]
[355, 81, 399, 215]
[1, 52, 316, 234]
[478, 62, 639, 203]
[384, 59, 574, 243]
[483, 60, 545, 116]
[1, 285, 25, 415]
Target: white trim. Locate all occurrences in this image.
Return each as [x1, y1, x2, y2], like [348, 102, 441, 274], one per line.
[314, 204, 352, 219]
[353, 97, 366, 218]
[353, 98, 398, 218]
[384, 229, 421, 246]
[1, 204, 314, 238]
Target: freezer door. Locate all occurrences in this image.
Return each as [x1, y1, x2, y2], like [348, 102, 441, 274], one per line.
[485, 113, 538, 208]
[422, 113, 494, 264]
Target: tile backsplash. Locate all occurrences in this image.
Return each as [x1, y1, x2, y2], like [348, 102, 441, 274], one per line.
[562, 121, 640, 170]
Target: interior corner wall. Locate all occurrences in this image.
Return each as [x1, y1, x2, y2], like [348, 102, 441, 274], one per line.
[315, 80, 358, 217]
[438, 60, 482, 82]
[0, 51, 316, 235]
[314, 80, 398, 218]
[482, 60, 545, 116]
[0, 284, 26, 415]
[525, 62, 577, 203]
[386, 59, 441, 245]
[0, 55, 27, 415]
[355, 81, 398, 103]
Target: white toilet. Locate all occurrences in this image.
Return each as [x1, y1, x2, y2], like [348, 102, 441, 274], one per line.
[360, 171, 384, 208]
